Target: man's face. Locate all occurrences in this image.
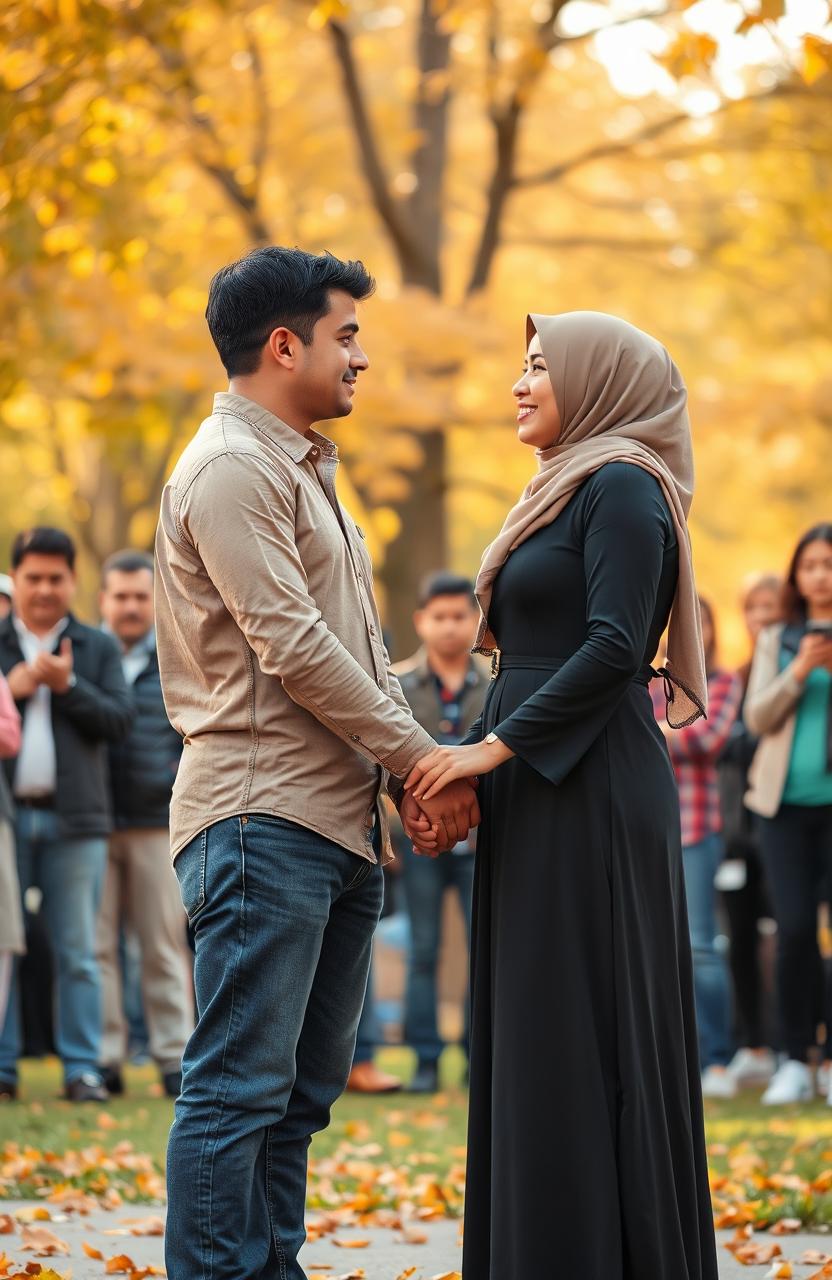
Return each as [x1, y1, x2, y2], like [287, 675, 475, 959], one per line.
[100, 568, 155, 646]
[414, 594, 480, 662]
[12, 554, 76, 631]
[295, 290, 369, 424]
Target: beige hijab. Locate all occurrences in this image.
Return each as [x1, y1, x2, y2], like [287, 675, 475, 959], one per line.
[474, 311, 707, 727]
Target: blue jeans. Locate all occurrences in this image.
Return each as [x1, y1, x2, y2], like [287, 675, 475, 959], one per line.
[0, 808, 107, 1084]
[402, 844, 474, 1065]
[682, 832, 733, 1070]
[166, 815, 383, 1280]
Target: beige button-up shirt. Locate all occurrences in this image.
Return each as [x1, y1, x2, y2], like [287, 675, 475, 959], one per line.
[155, 391, 435, 863]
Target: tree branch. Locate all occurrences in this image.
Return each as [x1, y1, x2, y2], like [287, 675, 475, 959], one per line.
[514, 81, 816, 189]
[328, 19, 433, 287]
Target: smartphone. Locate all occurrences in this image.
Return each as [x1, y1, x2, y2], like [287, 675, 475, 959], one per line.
[806, 620, 832, 636]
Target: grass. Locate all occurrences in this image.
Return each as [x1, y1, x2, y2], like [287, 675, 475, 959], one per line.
[2, 1052, 832, 1229]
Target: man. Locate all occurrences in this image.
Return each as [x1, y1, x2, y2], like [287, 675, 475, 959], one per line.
[97, 549, 192, 1100]
[394, 572, 489, 1093]
[0, 527, 133, 1102]
[155, 245, 480, 1280]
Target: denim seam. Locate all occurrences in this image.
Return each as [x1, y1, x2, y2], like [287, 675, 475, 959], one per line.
[265, 1124, 288, 1280]
[196, 818, 248, 1280]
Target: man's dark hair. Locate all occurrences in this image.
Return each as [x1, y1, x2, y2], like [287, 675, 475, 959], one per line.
[206, 246, 376, 377]
[418, 571, 477, 609]
[102, 549, 155, 586]
[11, 526, 76, 571]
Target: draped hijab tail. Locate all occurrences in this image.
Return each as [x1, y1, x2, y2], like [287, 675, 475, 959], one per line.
[474, 311, 707, 727]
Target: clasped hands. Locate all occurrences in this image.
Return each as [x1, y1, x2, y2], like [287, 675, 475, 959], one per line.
[6, 638, 74, 700]
[398, 737, 514, 858]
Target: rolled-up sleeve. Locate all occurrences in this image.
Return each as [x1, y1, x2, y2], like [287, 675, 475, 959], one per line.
[179, 452, 434, 778]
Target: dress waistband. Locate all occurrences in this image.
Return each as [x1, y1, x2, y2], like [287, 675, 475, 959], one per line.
[493, 652, 656, 687]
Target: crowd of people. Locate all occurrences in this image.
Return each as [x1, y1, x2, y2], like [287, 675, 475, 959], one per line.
[0, 520, 830, 1107]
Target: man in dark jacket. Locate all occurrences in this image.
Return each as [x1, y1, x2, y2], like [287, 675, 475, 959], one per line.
[0, 527, 133, 1101]
[394, 572, 490, 1093]
[97, 551, 192, 1099]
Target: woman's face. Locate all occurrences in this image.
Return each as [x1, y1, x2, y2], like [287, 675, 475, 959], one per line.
[743, 586, 781, 642]
[512, 333, 562, 450]
[796, 539, 832, 612]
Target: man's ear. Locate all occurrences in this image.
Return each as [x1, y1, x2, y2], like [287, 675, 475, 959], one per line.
[268, 327, 298, 370]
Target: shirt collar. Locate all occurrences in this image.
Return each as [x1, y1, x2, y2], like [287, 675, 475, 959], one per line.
[13, 613, 69, 649]
[213, 392, 338, 466]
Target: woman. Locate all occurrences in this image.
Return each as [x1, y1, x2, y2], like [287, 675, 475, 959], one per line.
[0, 669, 23, 1027]
[719, 574, 782, 1089]
[653, 597, 742, 1099]
[744, 525, 832, 1105]
[406, 312, 717, 1278]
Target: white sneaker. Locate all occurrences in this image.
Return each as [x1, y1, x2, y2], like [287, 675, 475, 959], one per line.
[727, 1047, 777, 1087]
[761, 1059, 813, 1105]
[701, 1065, 738, 1099]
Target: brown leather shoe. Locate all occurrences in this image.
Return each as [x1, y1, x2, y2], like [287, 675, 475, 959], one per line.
[346, 1062, 402, 1094]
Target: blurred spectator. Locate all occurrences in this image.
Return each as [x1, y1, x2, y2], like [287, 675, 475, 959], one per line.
[654, 597, 743, 1099]
[393, 572, 489, 1094]
[0, 576, 12, 621]
[97, 550, 192, 1100]
[718, 574, 782, 1089]
[745, 524, 832, 1105]
[0, 527, 133, 1103]
[0, 672, 23, 1028]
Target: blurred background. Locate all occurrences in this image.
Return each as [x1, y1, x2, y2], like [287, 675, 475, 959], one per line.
[1, 0, 831, 657]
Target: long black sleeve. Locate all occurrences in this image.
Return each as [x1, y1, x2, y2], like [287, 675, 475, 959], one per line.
[493, 465, 674, 785]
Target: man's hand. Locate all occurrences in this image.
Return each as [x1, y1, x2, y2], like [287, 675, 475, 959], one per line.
[6, 662, 39, 700]
[418, 778, 481, 848]
[399, 790, 442, 858]
[32, 638, 73, 694]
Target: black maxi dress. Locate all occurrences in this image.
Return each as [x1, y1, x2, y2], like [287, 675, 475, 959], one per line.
[462, 462, 718, 1279]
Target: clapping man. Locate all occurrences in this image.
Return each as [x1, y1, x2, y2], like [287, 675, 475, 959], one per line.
[0, 528, 133, 1101]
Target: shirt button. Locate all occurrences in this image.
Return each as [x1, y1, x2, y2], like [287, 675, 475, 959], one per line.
[377, 677, 384, 689]
[369, 625, 376, 636]
[350, 733, 361, 742]
[309, 447, 320, 459]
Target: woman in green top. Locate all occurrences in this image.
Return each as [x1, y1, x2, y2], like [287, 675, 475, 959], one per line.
[744, 524, 832, 1104]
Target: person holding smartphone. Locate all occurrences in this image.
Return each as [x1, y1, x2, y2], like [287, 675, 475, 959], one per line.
[744, 524, 832, 1104]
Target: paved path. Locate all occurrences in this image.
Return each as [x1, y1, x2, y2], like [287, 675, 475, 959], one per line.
[1, 1202, 831, 1277]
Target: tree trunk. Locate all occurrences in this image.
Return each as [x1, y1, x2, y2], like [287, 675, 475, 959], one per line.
[378, 429, 447, 660]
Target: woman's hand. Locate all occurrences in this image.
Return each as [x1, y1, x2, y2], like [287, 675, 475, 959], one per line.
[404, 737, 514, 801]
[792, 633, 832, 682]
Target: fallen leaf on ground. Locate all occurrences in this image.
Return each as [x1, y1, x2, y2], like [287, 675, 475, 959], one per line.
[13, 1212, 50, 1225]
[0, 1222, 13, 1237]
[770, 1218, 802, 1234]
[331, 1239, 370, 1249]
[128, 1218, 165, 1237]
[19, 1226, 70, 1257]
[734, 1241, 782, 1265]
[765, 1263, 792, 1279]
[82, 1243, 104, 1259]
[395, 1270, 418, 1279]
[807, 1264, 832, 1279]
[397, 1224, 428, 1245]
[801, 1254, 832, 1267]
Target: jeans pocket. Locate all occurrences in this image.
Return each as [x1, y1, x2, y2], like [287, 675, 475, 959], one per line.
[174, 828, 208, 921]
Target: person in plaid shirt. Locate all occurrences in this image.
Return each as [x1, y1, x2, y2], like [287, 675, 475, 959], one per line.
[653, 596, 742, 1098]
